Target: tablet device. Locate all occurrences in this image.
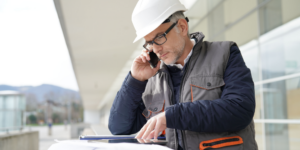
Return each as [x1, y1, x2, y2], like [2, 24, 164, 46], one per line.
[80, 135, 166, 140]
[88, 138, 167, 145]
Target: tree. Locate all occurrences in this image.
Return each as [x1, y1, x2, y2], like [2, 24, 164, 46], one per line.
[28, 114, 37, 124]
[52, 113, 62, 123]
[25, 93, 38, 111]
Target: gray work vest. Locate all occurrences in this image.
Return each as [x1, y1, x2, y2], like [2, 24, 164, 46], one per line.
[142, 32, 258, 150]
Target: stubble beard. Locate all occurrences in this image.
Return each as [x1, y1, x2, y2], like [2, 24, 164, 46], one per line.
[163, 37, 186, 65]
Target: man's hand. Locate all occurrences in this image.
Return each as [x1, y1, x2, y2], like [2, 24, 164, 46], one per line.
[135, 112, 167, 140]
[131, 49, 161, 81]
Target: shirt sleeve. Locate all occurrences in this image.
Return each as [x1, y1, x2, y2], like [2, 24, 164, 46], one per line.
[165, 45, 255, 132]
[108, 72, 147, 135]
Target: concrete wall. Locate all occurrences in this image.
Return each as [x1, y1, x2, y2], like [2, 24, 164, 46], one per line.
[84, 110, 100, 124]
[0, 131, 39, 150]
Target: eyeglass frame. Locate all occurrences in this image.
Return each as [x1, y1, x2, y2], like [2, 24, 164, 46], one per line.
[142, 16, 189, 51]
[143, 21, 178, 51]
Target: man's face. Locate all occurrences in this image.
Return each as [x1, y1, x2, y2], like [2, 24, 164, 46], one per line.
[144, 23, 186, 65]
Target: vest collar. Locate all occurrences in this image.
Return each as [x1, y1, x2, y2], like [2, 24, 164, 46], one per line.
[159, 32, 205, 74]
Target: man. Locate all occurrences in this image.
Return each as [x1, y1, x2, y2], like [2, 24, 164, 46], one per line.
[109, 0, 258, 150]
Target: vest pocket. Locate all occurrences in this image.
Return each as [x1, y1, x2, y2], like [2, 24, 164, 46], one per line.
[142, 98, 165, 120]
[199, 136, 243, 150]
[190, 76, 225, 101]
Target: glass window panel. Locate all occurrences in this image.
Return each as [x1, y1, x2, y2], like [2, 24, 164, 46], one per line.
[255, 123, 264, 150]
[260, 26, 300, 80]
[16, 96, 25, 110]
[4, 110, 14, 128]
[4, 96, 15, 109]
[263, 77, 300, 119]
[282, 28, 300, 75]
[0, 96, 3, 109]
[260, 36, 285, 79]
[15, 96, 19, 110]
[15, 111, 22, 127]
[265, 123, 289, 150]
[254, 86, 262, 119]
[263, 80, 287, 119]
[0, 110, 3, 129]
[20, 96, 26, 110]
[241, 43, 259, 82]
[265, 123, 300, 150]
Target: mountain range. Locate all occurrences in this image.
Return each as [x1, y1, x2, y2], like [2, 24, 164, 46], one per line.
[0, 84, 81, 103]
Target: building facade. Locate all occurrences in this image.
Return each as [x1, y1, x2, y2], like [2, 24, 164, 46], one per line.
[0, 91, 26, 132]
[186, 0, 300, 150]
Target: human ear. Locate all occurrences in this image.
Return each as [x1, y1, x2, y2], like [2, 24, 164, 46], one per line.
[177, 18, 188, 37]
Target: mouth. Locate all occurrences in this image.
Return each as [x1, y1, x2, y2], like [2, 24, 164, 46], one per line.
[160, 52, 169, 59]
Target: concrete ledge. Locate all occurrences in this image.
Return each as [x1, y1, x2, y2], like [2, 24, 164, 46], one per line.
[0, 131, 39, 150]
[70, 123, 90, 139]
[81, 128, 96, 135]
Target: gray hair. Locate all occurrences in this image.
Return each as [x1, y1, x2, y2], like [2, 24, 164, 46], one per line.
[169, 11, 190, 38]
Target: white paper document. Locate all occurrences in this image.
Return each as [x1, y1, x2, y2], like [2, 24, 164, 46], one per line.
[48, 140, 172, 150]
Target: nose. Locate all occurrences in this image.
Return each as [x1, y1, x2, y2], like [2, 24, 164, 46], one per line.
[152, 44, 162, 55]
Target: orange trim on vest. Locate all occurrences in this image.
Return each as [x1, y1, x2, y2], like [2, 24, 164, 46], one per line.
[191, 84, 208, 90]
[161, 130, 166, 135]
[191, 83, 226, 91]
[190, 83, 226, 102]
[142, 111, 152, 119]
[199, 136, 243, 150]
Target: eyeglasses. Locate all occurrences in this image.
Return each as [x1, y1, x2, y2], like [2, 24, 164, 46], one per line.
[143, 21, 178, 51]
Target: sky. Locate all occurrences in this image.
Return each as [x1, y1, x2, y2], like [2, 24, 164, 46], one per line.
[0, 0, 79, 91]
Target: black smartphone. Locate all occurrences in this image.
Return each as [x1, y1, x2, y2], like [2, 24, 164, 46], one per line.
[148, 51, 159, 68]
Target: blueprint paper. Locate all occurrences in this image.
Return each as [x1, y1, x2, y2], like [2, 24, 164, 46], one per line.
[48, 140, 172, 150]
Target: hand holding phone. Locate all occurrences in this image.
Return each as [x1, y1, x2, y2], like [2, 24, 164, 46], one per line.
[131, 50, 161, 82]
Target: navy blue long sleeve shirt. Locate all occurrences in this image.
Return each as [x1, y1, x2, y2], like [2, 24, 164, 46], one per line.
[108, 45, 255, 135]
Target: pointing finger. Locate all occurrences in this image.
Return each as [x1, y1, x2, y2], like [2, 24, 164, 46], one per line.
[154, 119, 161, 140]
[142, 119, 156, 139]
[135, 120, 150, 139]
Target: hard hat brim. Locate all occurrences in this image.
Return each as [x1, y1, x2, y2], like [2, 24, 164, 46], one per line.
[132, 3, 187, 43]
[133, 20, 163, 43]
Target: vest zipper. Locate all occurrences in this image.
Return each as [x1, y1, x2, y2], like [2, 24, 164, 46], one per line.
[179, 44, 202, 150]
[179, 57, 192, 150]
[165, 72, 178, 149]
[179, 69, 189, 150]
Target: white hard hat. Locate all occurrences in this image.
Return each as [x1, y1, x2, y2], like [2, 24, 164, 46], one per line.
[132, 0, 187, 43]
